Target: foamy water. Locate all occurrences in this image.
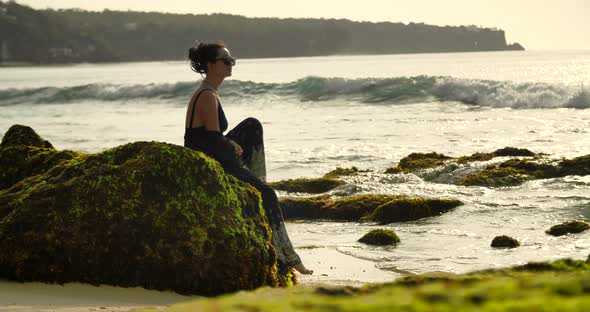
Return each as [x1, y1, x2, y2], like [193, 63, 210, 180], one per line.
[1, 50, 589, 283]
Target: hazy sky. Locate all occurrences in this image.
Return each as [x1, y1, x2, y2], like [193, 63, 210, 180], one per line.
[14, 0, 590, 49]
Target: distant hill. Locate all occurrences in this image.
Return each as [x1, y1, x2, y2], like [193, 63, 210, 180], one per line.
[0, 2, 524, 65]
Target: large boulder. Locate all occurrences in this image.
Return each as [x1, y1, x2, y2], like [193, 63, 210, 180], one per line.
[0, 125, 289, 295]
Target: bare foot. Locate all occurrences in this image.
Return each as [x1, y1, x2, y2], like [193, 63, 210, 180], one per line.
[293, 263, 313, 275]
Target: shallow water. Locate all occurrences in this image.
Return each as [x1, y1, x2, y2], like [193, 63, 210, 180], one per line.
[1, 50, 589, 283]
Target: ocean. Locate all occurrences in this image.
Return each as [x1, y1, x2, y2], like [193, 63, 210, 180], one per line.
[1, 50, 589, 284]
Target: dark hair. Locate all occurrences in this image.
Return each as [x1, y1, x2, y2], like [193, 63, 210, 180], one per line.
[188, 41, 225, 74]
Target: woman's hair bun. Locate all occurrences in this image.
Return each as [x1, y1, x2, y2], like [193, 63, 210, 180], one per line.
[188, 41, 225, 75]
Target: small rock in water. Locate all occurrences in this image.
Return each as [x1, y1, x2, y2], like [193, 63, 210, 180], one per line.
[546, 221, 590, 237]
[491, 235, 520, 248]
[358, 229, 400, 246]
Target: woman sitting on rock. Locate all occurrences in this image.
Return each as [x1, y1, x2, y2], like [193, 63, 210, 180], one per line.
[184, 41, 312, 275]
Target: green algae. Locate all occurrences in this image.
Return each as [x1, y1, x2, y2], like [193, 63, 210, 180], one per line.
[0, 125, 295, 295]
[358, 229, 400, 246]
[0, 124, 54, 149]
[386, 152, 452, 173]
[142, 258, 590, 312]
[269, 177, 345, 194]
[279, 194, 462, 222]
[490, 235, 520, 248]
[459, 155, 589, 187]
[323, 167, 360, 179]
[546, 221, 590, 237]
[368, 198, 463, 224]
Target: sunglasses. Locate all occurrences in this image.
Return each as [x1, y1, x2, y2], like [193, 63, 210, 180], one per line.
[215, 56, 236, 66]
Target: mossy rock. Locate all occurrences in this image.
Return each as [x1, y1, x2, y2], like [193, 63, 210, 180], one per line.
[279, 195, 332, 219]
[457, 152, 495, 164]
[546, 221, 590, 237]
[270, 177, 345, 194]
[492, 147, 535, 157]
[358, 229, 400, 246]
[459, 155, 589, 187]
[490, 235, 520, 248]
[0, 124, 53, 149]
[280, 194, 462, 223]
[459, 167, 534, 187]
[154, 258, 590, 311]
[0, 125, 83, 190]
[0, 126, 292, 295]
[368, 198, 463, 224]
[323, 167, 359, 179]
[280, 194, 400, 221]
[560, 155, 590, 176]
[394, 152, 452, 172]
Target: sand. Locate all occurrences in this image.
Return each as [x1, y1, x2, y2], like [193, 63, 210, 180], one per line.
[0, 246, 398, 311]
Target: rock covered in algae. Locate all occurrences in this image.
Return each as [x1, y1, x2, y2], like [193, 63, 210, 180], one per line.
[323, 167, 360, 179]
[385, 147, 537, 174]
[269, 177, 345, 194]
[358, 229, 400, 246]
[459, 156, 590, 187]
[0, 125, 291, 295]
[369, 198, 462, 224]
[545, 221, 590, 237]
[279, 194, 463, 222]
[490, 235, 520, 248]
[0, 125, 83, 190]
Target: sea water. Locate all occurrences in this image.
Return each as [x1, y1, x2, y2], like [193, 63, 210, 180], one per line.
[1, 50, 589, 283]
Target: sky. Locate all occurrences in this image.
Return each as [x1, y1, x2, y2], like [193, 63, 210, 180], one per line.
[13, 0, 590, 50]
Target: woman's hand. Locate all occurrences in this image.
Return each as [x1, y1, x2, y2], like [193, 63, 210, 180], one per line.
[228, 139, 243, 157]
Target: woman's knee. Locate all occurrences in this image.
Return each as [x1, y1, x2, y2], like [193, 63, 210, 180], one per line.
[242, 117, 263, 133]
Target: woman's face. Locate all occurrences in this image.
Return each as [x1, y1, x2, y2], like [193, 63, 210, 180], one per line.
[208, 48, 235, 78]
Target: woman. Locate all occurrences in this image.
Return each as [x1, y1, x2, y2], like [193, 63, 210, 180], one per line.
[184, 41, 312, 275]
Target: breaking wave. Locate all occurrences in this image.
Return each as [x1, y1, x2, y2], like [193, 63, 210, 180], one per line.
[1, 76, 588, 109]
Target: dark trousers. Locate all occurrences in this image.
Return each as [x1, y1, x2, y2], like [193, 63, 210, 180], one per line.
[224, 118, 301, 267]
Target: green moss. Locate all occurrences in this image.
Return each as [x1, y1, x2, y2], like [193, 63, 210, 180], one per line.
[0, 125, 294, 295]
[0, 124, 54, 149]
[358, 229, 400, 245]
[279, 194, 462, 223]
[323, 167, 360, 179]
[384, 166, 403, 174]
[459, 166, 534, 187]
[560, 155, 590, 176]
[492, 147, 536, 157]
[368, 198, 463, 224]
[457, 152, 495, 164]
[396, 152, 452, 172]
[546, 221, 590, 237]
[323, 194, 403, 221]
[490, 235, 520, 248]
[279, 195, 331, 219]
[153, 258, 590, 312]
[459, 154, 590, 187]
[269, 178, 345, 194]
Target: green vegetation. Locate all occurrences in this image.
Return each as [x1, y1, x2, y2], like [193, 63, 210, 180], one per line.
[139, 258, 590, 312]
[546, 221, 590, 237]
[0, 125, 293, 295]
[490, 235, 520, 248]
[279, 194, 463, 222]
[369, 198, 463, 224]
[358, 229, 400, 246]
[386, 147, 537, 173]
[386, 152, 452, 173]
[0, 2, 523, 65]
[270, 178, 346, 194]
[323, 167, 360, 179]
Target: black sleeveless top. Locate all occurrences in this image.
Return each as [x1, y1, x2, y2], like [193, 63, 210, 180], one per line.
[184, 89, 239, 169]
